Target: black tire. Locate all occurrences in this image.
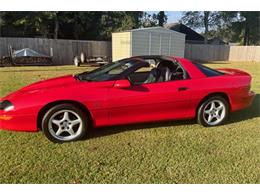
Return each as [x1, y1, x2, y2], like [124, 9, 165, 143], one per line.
[197, 96, 229, 127]
[41, 103, 88, 143]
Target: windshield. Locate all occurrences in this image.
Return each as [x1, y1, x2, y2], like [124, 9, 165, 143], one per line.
[76, 59, 148, 81]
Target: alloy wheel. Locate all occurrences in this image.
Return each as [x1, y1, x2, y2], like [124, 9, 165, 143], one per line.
[48, 109, 83, 141]
[203, 100, 226, 126]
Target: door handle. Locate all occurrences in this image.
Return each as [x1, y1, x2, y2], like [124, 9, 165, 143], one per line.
[178, 87, 189, 91]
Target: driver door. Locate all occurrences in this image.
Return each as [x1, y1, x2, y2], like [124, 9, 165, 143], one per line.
[107, 78, 193, 126]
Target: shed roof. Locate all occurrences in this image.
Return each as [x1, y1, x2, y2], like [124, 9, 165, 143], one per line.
[113, 27, 185, 37]
[165, 23, 205, 41]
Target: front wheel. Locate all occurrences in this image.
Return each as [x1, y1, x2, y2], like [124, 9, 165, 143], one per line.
[41, 104, 88, 143]
[197, 96, 229, 127]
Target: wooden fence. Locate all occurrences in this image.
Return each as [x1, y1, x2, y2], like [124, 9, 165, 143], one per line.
[185, 44, 260, 62]
[0, 37, 112, 64]
[1, 38, 259, 65]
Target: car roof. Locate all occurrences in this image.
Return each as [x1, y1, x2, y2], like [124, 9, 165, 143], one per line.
[129, 55, 174, 61]
[128, 55, 206, 79]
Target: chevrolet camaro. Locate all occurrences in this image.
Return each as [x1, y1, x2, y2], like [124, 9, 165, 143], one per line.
[0, 55, 255, 142]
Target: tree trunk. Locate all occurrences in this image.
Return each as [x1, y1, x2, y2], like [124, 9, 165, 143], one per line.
[243, 26, 250, 46]
[247, 28, 250, 45]
[54, 12, 59, 39]
[74, 23, 80, 40]
[0, 12, 3, 37]
[203, 11, 210, 44]
[243, 16, 250, 46]
[73, 14, 80, 40]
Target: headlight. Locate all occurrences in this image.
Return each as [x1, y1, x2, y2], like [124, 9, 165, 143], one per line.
[0, 100, 14, 112]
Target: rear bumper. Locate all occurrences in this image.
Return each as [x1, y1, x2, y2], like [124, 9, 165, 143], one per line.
[231, 91, 255, 112]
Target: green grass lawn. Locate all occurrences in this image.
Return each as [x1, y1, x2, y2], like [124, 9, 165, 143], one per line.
[0, 62, 259, 184]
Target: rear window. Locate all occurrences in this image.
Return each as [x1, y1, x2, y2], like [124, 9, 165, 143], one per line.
[194, 63, 224, 77]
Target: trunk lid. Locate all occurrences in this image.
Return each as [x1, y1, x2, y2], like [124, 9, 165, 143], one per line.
[217, 68, 250, 76]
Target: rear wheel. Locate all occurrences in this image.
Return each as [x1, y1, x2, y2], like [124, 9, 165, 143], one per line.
[42, 104, 88, 143]
[197, 96, 229, 127]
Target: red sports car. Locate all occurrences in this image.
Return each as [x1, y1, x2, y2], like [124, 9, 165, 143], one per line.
[0, 56, 255, 142]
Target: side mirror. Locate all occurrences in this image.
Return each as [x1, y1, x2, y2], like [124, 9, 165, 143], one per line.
[113, 79, 131, 89]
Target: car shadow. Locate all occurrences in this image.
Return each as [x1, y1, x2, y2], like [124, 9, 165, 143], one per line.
[87, 119, 196, 140]
[86, 94, 260, 140]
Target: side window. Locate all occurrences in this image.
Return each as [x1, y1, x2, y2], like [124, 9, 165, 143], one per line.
[144, 59, 156, 68]
[127, 66, 152, 85]
[108, 62, 134, 75]
[127, 59, 188, 85]
[135, 66, 152, 73]
[127, 60, 155, 85]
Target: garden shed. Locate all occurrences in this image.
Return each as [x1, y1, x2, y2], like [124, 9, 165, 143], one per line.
[112, 27, 186, 61]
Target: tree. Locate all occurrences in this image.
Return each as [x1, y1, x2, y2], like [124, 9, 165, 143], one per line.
[181, 11, 221, 44]
[0, 11, 143, 40]
[157, 11, 167, 26]
[53, 12, 60, 39]
[181, 11, 260, 45]
[238, 12, 260, 45]
[96, 11, 143, 40]
[213, 11, 260, 45]
[0, 12, 4, 36]
[141, 12, 157, 27]
[141, 12, 168, 28]
[1, 12, 55, 38]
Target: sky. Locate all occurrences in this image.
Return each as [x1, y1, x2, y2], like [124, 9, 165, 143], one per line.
[166, 11, 183, 23]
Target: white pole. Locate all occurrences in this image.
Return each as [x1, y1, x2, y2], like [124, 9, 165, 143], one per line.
[50, 47, 53, 57]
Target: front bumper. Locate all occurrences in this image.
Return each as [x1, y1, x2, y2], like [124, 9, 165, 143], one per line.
[0, 98, 37, 132]
[0, 110, 38, 132]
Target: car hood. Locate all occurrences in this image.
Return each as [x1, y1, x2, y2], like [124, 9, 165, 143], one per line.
[2, 75, 79, 100]
[20, 75, 78, 92]
[2, 74, 115, 101]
